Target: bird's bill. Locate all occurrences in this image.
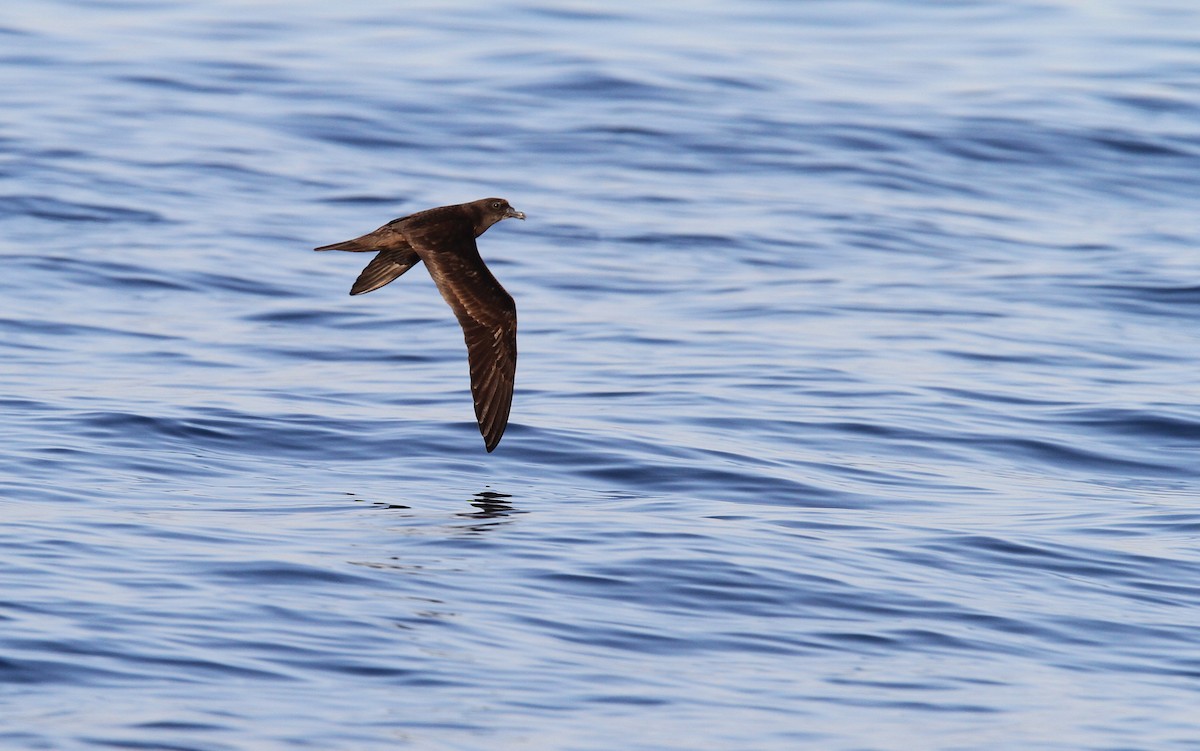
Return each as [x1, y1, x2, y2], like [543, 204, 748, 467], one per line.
[505, 207, 526, 220]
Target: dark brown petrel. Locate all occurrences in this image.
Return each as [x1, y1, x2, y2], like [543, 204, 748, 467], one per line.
[315, 198, 526, 452]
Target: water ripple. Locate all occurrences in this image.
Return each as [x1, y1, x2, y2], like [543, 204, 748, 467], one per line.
[1, 1, 1199, 750]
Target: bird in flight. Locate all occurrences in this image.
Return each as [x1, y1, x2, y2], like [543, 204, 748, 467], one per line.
[315, 198, 526, 452]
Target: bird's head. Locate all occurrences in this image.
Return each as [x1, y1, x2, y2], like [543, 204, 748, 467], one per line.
[472, 197, 525, 234]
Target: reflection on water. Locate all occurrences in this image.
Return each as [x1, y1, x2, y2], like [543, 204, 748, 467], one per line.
[460, 490, 516, 520]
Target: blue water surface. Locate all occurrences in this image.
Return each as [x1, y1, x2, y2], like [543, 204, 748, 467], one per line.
[2, 1, 1199, 749]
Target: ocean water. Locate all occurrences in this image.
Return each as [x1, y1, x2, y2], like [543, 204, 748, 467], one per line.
[2, 1, 1199, 749]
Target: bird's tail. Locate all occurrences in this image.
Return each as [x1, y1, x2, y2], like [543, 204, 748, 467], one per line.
[314, 238, 375, 252]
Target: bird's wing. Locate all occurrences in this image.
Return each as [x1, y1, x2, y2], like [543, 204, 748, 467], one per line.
[350, 248, 422, 296]
[410, 226, 517, 452]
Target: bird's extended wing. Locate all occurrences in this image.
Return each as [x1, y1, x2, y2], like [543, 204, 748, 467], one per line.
[411, 227, 517, 452]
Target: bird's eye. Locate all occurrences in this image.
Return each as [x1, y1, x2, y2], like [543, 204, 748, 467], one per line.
[492, 201, 502, 209]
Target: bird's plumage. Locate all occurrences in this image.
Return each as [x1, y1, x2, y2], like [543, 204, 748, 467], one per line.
[315, 198, 525, 452]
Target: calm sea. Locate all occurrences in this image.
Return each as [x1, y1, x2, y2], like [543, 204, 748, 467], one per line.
[2, 1, 1198, 749]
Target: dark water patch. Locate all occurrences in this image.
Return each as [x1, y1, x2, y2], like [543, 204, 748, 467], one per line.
[573, 124, 672, 140]
[116, 74, 237, 96]
[103, 274, 194, 293]
[1090, 283, 1200, 317]
[516, 614, 696, 655]
[195, 59, 290, 84]
[0, 654, 140, 686]
[1107, 93, 1197, 114]
[1049, 407, 1200, 441]
[519, 431, 864, 508]
[617, 232, 734, 250]
[523, 5, 628, 22]
[186, 17, 297, 44]
[0, 196, 164, 224]
[317, 193, 414, 206]
[206, 560, 378, 588]
[931, 125, 1067, 165]
[132, 720, 228, 733]
[150, 159, 287, 183]
[929, 386, 1078, 407]
[966, 436, 1183, 476]
[0, 316, 174, 342]
[5, 254, 196, 294]
[921, 533, 1200, 598]
[1090, 133, 1193, 157]
[58, 408, 441, 464]
[81, 738, 214, 751]
[293, 113, 424, 151]
[518, 71, 682, 102]
[186, 270, 299, 298]
[261, 345, 440, 366]
[243, 307, 347, 325]
[936, 347, 1127, 368]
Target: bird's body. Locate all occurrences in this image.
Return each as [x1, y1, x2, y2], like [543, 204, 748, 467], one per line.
[315, 198, 525, 452]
